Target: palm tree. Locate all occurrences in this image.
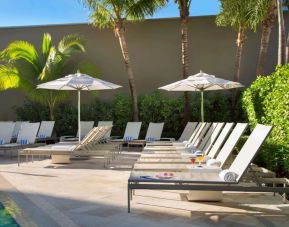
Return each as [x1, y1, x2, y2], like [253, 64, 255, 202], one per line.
[0, 33, 86, 120]
[216, 0, 271, 82]
[175, 0, 191, 123]
[277, 0, 286, 64]
[256, 0, 277, 76]
[82, 0, 166, 121]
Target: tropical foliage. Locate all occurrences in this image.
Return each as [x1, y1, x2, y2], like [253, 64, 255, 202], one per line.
[82, 0, 167, 121]
[0, 33, 86, 120]
[216, 0, 272, 82]
[242, 64, 289, 175]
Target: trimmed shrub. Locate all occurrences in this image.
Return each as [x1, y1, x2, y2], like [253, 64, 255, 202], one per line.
[15, 91, 243, 138]
[242, 64, 289, 176]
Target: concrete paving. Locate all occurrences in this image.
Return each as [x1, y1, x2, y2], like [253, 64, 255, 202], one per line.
[0, 154, 289, 227]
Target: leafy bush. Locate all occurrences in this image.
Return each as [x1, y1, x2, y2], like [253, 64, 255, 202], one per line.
[113, 94, 132, 135]
[15, 91, 243, 138]
[15, 101, 49, 122]
[242, 64, 289, 176]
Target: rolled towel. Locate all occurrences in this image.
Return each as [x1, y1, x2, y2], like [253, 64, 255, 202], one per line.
[206, 159, 221, 167]
[219, 169, 238, 182]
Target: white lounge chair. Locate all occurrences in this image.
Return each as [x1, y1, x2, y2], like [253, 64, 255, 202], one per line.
[145, 123, 164, 141]
[0, 122, 16, 144]
[36, 121, 55, 142]
[111, 122, 142, 142]
[0, 122, 41, 156]
[128, 124, 276, 212]
[97, 121, 113, 139]
[18, 126, 112, 165]
[61, 121, 94, 141]
[11, 121, 29, 142]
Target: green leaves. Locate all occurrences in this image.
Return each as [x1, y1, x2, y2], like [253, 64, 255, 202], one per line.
[83, 0, 167, 28]
[242, 64, 289, 175]
[216, 0, 272, 31]
[0, 65, 20, 90]
[0, 33, 91, 120]
[58, 34, 85, 57]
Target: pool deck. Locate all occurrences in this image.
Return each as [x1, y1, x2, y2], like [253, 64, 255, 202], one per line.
[0, 154, 289, 227]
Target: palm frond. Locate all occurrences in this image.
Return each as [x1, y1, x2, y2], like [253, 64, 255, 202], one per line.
[42, 33, 52, 61]
[3, 40, 41, 74]
[126, 0, 167, 20]
[0, 65, 20, 90]
[58, 34, 85, 57]
[89, 2, 115, 28]
[39, 47, 63, 81]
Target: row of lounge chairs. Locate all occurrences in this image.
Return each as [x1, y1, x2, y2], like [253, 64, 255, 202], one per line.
[127, 122, 289, 213]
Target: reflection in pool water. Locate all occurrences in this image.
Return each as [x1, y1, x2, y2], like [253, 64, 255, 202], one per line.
[0, 202, 19, 227]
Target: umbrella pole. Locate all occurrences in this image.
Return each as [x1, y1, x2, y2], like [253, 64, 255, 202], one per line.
[78, 90, 81, 144]
[201, 90, 204, 122]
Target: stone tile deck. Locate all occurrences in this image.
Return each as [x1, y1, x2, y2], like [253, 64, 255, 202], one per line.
[0, 154, 289, 227]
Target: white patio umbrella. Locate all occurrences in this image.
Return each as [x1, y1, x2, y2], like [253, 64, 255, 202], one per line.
[37, 73, 122, 143]
[159, 71, 244, 122]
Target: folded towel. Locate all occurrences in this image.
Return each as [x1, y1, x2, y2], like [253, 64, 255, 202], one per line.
[206, 159, 221, 167]
[124, 136, 134, 141]
[19, 139, 29, 145]
[219, 169, 238, 182]
[38, 134, 46, 139]
[146, 137, 155, 142]
[182, 140, 189, 144]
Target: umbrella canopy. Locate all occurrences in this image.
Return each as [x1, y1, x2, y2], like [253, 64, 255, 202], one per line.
[159, 71, 244, 121]
[37, 73, 122, 143]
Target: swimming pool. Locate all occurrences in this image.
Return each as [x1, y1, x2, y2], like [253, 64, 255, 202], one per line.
[0, 202, 19, 227]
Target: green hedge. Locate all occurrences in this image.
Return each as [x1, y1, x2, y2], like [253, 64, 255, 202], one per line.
[242, 64, 289, 176]
[15, 91, 244, 138]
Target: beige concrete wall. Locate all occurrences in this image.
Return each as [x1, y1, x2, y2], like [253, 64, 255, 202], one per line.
[0, 15, 280, 120]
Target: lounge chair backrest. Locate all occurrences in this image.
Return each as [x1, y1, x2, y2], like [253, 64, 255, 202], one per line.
[17, 122, 40, 144]
[198, 123, 219, 150]
[208, 123, 234, 158]
[97, 121, 113, 138]
[12, 121, 29, 138]
[187, 122, 203, 143]
[229, 124, 272, 182]
[192, 123, 212, 147]
[216, 123, 248, 167]
[178, 122, 198, 142]
[123, 122, 142, 140]
[145, 123, 164, 141]
[202, 122, 225, 154]
[0, 122, 16, 143]
[37, 121, 55, 138]
[76, 121, 94, 138]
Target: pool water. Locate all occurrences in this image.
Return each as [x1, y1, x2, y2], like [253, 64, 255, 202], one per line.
[0, 203, 19, 227]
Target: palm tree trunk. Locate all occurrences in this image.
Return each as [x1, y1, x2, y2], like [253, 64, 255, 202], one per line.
[48, 102, 55, 121]
[256, 2, 277, 76]
[180, 15, 190, 123]
[277, 0, 286, 65]
[231, 27, 245, 121]
[234, 27, 246, 82]
[115, 20, 139, 121]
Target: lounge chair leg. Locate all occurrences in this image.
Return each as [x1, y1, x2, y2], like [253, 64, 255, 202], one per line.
[283, 184, 287, 203]
[128, 187, 131, 213]
[18, 154, 20, 166]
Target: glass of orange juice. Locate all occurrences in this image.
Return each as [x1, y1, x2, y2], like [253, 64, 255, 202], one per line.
[196, 154, 204, 166]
